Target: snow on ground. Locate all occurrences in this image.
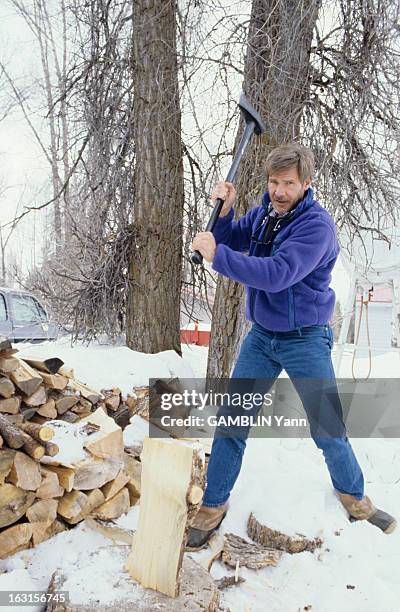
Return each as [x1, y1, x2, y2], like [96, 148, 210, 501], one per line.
[1, 337, 399, 611]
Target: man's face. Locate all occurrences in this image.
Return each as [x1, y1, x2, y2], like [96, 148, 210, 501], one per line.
[267, 166, 311, 214]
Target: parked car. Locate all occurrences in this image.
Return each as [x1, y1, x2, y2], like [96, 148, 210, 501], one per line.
[0, 287, 59, 343]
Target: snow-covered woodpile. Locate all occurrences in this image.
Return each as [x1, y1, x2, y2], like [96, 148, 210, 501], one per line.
[0, 337, 143, 560]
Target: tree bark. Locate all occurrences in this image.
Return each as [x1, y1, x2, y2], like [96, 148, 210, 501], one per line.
[207, 0, 320, 379]
[127, 0, 184, 354]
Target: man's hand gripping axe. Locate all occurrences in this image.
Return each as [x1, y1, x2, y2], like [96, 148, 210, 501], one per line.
[191, 93, 266, 265]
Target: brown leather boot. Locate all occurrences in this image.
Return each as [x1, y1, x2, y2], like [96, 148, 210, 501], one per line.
[337, 492, 397, 534]
[337, 493, 376, 520]
[185, 503, 228, 551]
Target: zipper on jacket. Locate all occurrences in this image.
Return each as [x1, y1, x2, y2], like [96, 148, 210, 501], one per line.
[249, 287, 256, 322]
[287, 286, 296, 329]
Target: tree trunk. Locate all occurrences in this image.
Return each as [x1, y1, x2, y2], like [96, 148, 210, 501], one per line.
[127, 0, 184, 354]
[207, 0, 320, 379]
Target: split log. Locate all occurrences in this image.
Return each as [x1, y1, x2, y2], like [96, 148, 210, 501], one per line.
[0, 523, 32, 559]
[70, 403, 92, 418]
[31, 518, 67, 546]
[24, 385, 48, 407]
[0, 449, 16, 484]
[82, 408, 124, 459]
[101, 469, 129, 501]
[7, 450, 42, 490]
[57, 490, 89, 523]
[0, 356, 19, 373]
[18, 421, 54, 442]
[37, 398, 57, 419]
[0, 396, 20, 414]
[58, 365, 75, 379]
[41, 373, 69, 390]
[127, 438, 205, 598]
[26, 498, 58, 524]
[36, 467, 64, 499]
[23, 357, 64, 374]
[54, 392, 79, 415]
[247, 512, 323, 554]
[67, 380, 103, 404]
[0, 376, 15, 398]
[10, 359, 43, 395]
[122, 453, 141, 504]
[46, 555, 219, 612]
[222, 533, 283, 570]
[0, 484, 35, 528]
[102, 388, 121, 412]
[20, 405, 38, 420]
[59, 411, 80, 423]
[92, 487, 130, 521]
[58, 489, 105, 525]
[44, 465, 75, 492]
[73, 457, 122, 490]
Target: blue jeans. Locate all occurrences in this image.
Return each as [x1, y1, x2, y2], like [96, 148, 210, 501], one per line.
[203, 322, 365, 507]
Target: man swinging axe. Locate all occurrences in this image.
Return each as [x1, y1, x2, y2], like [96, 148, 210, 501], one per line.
[189, 99, 396, 550]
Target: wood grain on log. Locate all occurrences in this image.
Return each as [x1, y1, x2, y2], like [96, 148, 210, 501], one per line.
[0, 448, 16, 484]
[0, 396, 20, 414]
[92, 487, 130, 521]
[0, 356, 19, 373]
[0, 484, 35, 528]
[24, 385, 47, 407]
[7, 450, 42, 490]
[0, 376, 15, 398]
[21, 357, 64, 374]
[10, 359, 43, 395]
[37, 399, 57, 419]
[127, 438, 205, 598]
[0, 523, 32, 559]
[41, 373, 69, 390]
[36, 467, 64, 499]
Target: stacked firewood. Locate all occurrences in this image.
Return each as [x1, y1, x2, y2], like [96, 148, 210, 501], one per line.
[0, 337, 142, 560]
[0, 337, 149, 431]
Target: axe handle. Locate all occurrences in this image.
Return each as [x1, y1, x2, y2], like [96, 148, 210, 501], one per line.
[191, 120, 256, 265]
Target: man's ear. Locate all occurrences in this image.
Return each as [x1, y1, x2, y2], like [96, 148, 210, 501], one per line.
[304, 177, 312, 190]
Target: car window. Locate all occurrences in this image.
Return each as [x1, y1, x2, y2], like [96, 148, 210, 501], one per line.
[0, 294, 7, 322]
[11, 294, 47, 323]
[32, 298, 47, 321]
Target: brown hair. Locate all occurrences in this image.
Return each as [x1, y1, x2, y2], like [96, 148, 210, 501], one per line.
[265, 143, 314, 183]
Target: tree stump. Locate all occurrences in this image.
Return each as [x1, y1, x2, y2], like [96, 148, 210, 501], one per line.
[45, 554, 219, 611]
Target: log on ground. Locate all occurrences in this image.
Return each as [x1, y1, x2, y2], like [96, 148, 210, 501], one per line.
[247, 512, 323, 554]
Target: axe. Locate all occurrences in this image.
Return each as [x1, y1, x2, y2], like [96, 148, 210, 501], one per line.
[191, 93, 266, 265]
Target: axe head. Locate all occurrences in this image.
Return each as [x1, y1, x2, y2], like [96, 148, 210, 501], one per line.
[238, 92, 266, 135]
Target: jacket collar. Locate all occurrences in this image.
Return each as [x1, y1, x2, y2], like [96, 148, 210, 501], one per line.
[261, 187, 315, 219]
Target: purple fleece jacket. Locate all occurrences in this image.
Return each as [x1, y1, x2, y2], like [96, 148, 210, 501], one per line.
[211, 188, 340, 331]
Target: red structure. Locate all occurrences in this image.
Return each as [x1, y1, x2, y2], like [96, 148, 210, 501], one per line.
[180, 320, 210, 346]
